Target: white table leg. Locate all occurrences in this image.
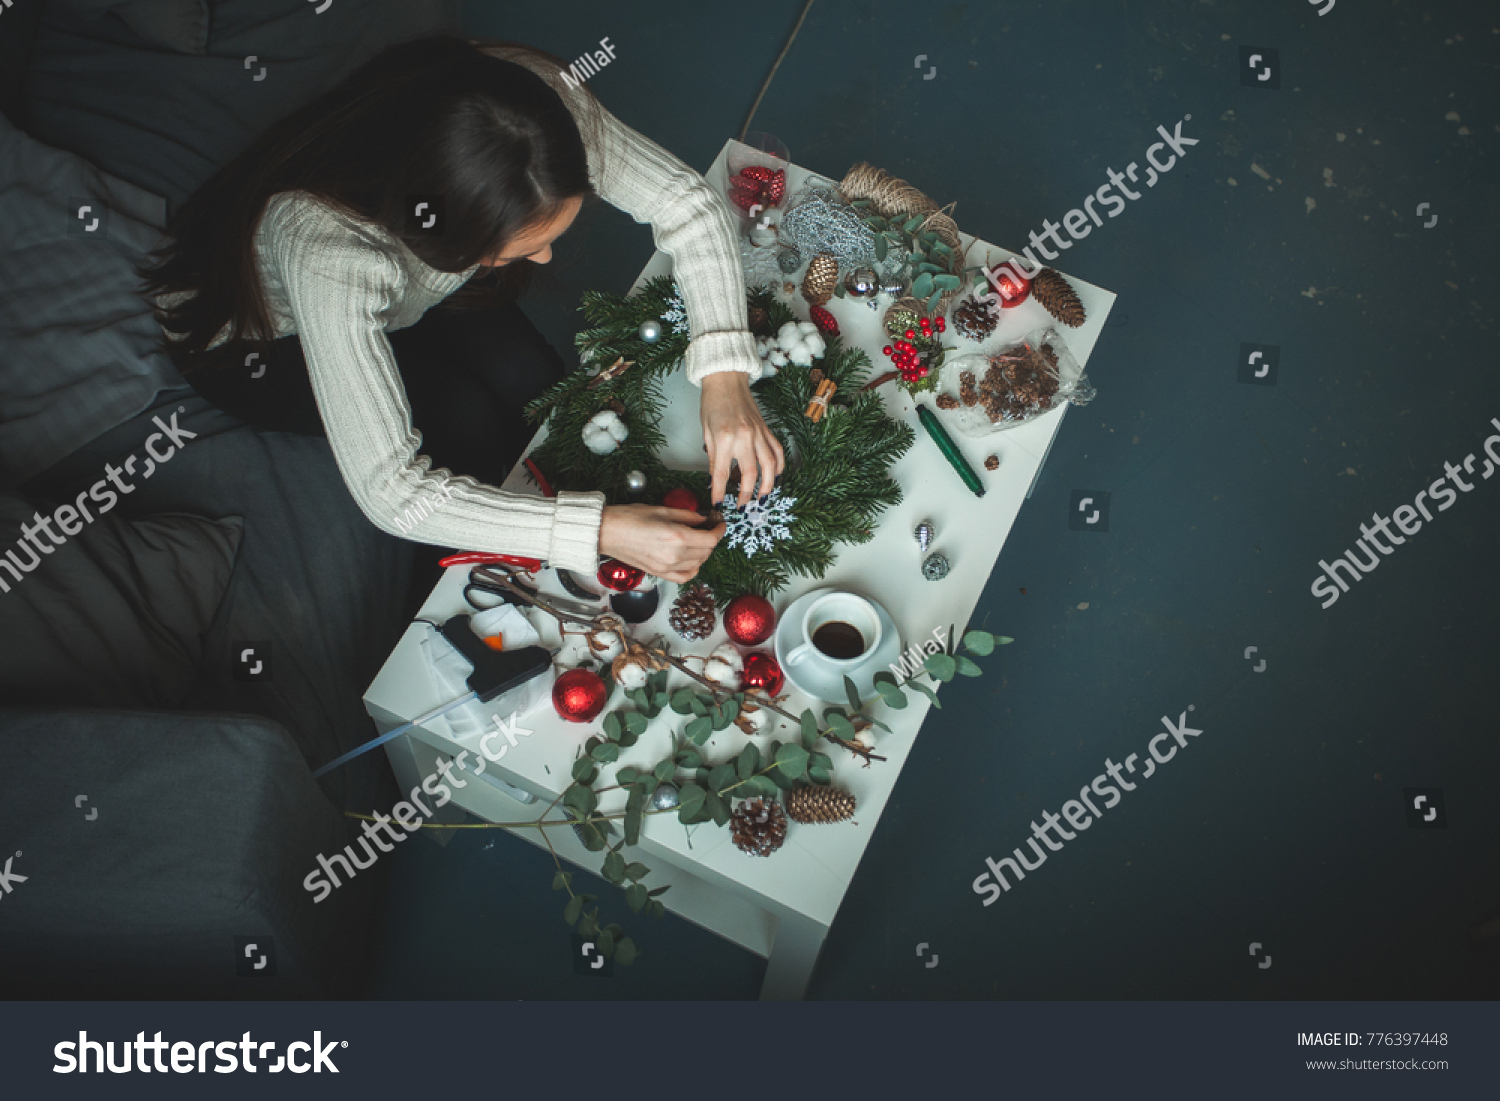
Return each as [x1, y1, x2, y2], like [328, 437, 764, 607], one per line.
[759, 911, 828, 1000]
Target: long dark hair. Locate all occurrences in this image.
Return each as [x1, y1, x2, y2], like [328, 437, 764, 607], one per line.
[141, 36, 598, 360]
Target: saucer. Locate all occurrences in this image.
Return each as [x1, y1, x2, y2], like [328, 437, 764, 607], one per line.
[773, 588, 903, 705]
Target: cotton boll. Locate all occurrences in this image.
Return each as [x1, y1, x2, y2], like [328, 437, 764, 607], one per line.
[704, 659, 741, 689]
[582, 410, 628, 455]
[709, 643, 745, 675]
[739, 705, 769, 733]
[587, 630, 624, 662]
[617, 662, 649, 690]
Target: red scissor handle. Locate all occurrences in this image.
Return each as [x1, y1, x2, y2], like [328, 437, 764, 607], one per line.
[438, 552, 545, 571]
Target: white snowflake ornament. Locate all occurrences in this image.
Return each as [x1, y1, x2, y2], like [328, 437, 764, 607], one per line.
[662, 284, 690, 337]
[721, 489, 797, 557]
[582, 410, 629, 455]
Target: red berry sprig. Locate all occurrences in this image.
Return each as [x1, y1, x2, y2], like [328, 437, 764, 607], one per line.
[883, 314, 948, 383]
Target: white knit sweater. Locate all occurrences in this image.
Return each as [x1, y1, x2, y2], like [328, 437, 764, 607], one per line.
[189, 46, 759, 574]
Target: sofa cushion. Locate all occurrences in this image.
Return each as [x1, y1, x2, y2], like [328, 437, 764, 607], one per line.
[49, 0, 210, 54]
[0, 489, 243, 709]
[0, 111, 180, 489]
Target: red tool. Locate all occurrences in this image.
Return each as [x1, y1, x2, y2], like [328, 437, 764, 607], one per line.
[437, 552, 545, 572]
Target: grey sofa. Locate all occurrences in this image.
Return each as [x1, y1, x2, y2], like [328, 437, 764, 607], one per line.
[0, 0, 462, 997]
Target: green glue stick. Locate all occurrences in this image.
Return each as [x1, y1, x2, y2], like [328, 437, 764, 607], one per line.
[917, 405, 986, 497]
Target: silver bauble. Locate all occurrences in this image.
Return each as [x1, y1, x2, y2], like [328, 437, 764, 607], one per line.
[638, 319, 664, 343]
[652, 783, 681, 811]
[844, 267, 879, 299]
[624, 469, 648, 493]
[922, 551, 951, 581]
[915, 520, 935, 553]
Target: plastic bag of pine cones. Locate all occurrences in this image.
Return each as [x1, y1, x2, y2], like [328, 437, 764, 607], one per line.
[930, 326, 1095, 437]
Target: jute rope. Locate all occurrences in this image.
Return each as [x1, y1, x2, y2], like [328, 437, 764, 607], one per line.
[839, 162, 968, 314]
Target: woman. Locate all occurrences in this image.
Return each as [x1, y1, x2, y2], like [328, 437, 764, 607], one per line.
[142, 35, 783, 584]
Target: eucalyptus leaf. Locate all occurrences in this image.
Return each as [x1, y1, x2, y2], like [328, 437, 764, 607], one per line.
[552, 871, 573, 892]
[602, 712, 622, 741]
[955, 655, 983, 677]
[962, 630, 994, 655]
[648, 885, 672, 897]
[648, 900, 666, 919]
[824, 712, 855, 741]
[624, 862, 649, 881]
[677, 782, 707, 818]
[624, 712, 648, 736]
[808, 765, 831, 784]
[624, 786, 645, 846]
[709, 762, 736, 794]
[685, 715, 713, 744]
[737, 743, 762, 781]
[571, 757, 597, 782]
[800, 709, 820, 750]
[616, 766, 642, 784]
[844, 675, 861, 714]
[706, 789, 731, 826]
[589, 741, 620, 763]
[671, 690, 698, 714]
[689, 696, 709, 717]
[675, 748, 704, 770]
[596, 929, 616, 956]
[602, 851, 626, 884]
[743, 775, 779, 798]
[653, 758, 676, 782]
[615, 938, 639, 965]
[563, 894, 583, 925]
[906, 678, 941, 708]
[912, 272, 934, 299]
[774, 742, 809, 780]
[924, 652, 957, 681]
[874, 235, 889, 262]
[626, 883, 648, 912]
[721, 697, 740, 724]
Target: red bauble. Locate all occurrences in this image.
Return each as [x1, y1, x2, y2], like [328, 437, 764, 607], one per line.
[724, 594, 777, 646]
[993, 267, 1032, 308]
[742, 651, 784, 695]
[597, 558, 646, 592]
[662, 487, 701, 513]
[553, 668, 607, 723]
[809, 305, 839, 337]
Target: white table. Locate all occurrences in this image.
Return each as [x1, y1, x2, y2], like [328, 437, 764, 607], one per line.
[362, 140, 1115, 999]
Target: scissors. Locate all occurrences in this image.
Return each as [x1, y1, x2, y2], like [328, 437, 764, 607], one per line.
[461, 562, 600, 618]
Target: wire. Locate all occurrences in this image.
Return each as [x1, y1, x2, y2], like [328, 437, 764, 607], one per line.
[738, 0, 817, 144]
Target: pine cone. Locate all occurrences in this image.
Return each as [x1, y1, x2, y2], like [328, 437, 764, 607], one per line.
[731, 797, 788, 856]
[951, 294, 999, 342]
[1031, 269, 1086, 327]
[669, 582, 716, 641]
[747, 304, 772, 337]
[801, 252, 838, 306]
[785, 785, 856, 824]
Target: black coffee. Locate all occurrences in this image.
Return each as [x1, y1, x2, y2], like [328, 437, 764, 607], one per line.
[812, 621, 866, 660]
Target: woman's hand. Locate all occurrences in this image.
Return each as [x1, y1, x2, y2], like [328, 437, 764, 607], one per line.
[700, 371, 785, 507]
[598, 505, 725, 584]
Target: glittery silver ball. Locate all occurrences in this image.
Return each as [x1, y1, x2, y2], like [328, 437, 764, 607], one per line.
[651, 783, 680, 811]
[776, 247, 802, 274]
[922, 551, 951, 581]
[844, 266, 879, 299]
[624, 469, 648, 493]
[915, 520, 935, 553]
[638, 319, 663, 344]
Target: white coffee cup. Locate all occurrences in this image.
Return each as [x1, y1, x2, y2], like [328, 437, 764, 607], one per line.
[785, 592, 882, 670]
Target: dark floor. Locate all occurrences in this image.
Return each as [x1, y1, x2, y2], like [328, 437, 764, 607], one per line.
[369, 0, 1500, 999]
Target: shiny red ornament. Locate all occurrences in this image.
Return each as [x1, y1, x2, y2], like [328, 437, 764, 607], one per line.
[662, 487, 701, 513]
[992, 267, 1032, 308]
[597, 558, 646, 592]
[553, 668, 607, 723]
[808, 305, 839, 336]
[724, 594, 777, 646]
[742, 651, 784, 695]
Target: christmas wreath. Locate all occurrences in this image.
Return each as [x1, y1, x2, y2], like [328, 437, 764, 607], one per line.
[523, 276, 916, 604]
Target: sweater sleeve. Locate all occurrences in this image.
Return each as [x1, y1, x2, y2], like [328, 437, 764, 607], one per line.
[264, 195, 604, 572]
[489, 48, 763, 386]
